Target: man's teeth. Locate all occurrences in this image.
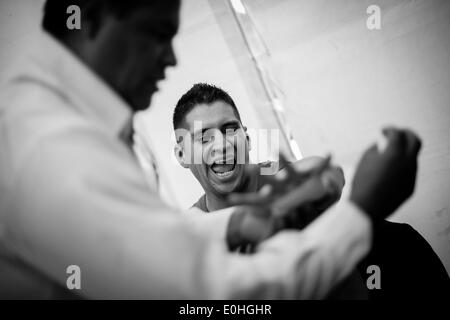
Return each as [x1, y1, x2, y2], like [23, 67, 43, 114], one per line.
[214, 159, 234, 164]
[211, 162, 235, 177]
[216, 170, 233, 176]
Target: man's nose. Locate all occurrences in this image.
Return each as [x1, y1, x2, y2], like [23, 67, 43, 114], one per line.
[164, 44, 177, 67]
[211, 132, 234, 158]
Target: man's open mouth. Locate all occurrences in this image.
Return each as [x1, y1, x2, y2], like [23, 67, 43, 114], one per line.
[210, 159, 237, 178]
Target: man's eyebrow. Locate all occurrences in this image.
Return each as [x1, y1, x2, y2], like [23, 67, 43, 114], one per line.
[139, 21, 178, 38]
[221, 120, 240, 129]
[193, 127, 211, 137]
[192, 120, 240, 137]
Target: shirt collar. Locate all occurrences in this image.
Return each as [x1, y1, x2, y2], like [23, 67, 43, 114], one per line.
[20, 30, 133, 137]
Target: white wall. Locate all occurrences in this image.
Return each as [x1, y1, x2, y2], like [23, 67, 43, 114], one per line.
[241, 0, 450, 273]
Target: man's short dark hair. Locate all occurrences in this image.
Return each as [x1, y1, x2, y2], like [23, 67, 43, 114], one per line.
[42, 0, 154, 40]
[173, 83, 242, 130]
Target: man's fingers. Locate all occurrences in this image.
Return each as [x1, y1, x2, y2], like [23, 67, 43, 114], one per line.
[283, 155, 331, 186]
[228, 185, 273, 206]
[382, 127, 422, 157]
[309, 155, 332, 176]
[244, 163, 261, 178]
[278, 153, 292, 172]
[403, 128, 422, 156]
[382, 127, 407, 151]
[271, 177, 326, 218]
[321, 166, 345, 191]
[228, 193, 264, 206]
[275, 154, 296, 183]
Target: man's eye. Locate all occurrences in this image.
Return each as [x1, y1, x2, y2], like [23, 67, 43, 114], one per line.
[154, 32, 171, 43]
[225, 128, 238, 135]
[202, 135, 214, 143]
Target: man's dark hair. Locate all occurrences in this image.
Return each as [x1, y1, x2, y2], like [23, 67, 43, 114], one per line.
[173, 83, 242, 130]
[42, 0, 153, 40]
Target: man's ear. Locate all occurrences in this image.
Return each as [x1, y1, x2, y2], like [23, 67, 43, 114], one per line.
[244, 126, 251, 151]
[174, 144, 189, 168]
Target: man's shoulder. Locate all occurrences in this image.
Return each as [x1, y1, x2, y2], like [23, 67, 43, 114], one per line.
[1, 84, 100, 179]
[2, 99, 133, 192]
[378, 220, 422, 240]
[191, 194, 208, 212]
[369, 220, 447, 272]
[1, 78, 97, 139]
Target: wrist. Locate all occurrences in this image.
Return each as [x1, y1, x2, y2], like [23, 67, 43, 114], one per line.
[349, 189, 378, 221]
[348, 197, 378, 246]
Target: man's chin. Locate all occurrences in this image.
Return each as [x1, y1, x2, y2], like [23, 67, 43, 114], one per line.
[214, 187, 235, 196]
[211, 180, 241, 197]
[209, 169, 245, 196]
[124, 88, 156, 112]
[131, 95, 153, 112]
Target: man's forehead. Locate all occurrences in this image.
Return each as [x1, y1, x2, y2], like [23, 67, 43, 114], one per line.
[126, 1, 180, 31]
[183, 102, 240, 131]
[135, 0, 181, 13]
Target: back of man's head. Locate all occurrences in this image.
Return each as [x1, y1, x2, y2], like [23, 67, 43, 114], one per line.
[43, 0, 142, 40]
[43, 1, 180, 40]
[42, 0, 180, 111]
[173, 83, 241, 130]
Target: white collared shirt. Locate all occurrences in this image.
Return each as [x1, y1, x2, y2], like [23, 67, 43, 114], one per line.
[0, 30, 372, 299]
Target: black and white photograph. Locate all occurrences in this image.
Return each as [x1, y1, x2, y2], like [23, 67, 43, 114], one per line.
[0, 0, 449, 307]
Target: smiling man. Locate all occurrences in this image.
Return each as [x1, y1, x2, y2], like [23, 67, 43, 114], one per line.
[173, 85, 253, 212]
[173, 83, 344, 216]
[173, 83, 372, 299]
